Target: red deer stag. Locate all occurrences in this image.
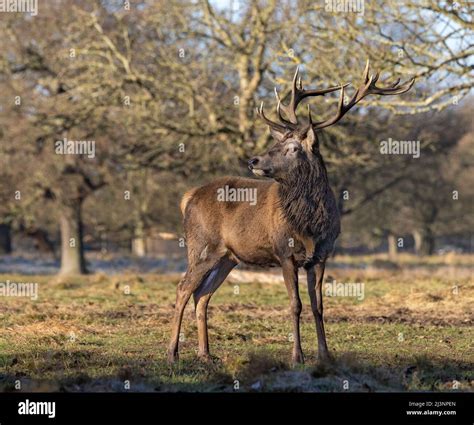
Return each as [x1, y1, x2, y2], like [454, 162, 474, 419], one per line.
[168, 61, 414, 364]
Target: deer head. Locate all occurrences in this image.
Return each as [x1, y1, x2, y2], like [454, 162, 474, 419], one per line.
[248, 61, 415, 182]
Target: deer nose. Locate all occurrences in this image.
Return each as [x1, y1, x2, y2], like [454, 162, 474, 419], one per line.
[248, 157, 260, 169]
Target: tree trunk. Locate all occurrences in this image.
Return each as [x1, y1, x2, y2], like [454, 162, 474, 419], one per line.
[0, 223, 12, 254]
[237, 53, 263, 152]
[413, 230, 422, 255]
[59, 201, 87, 275]
[413, 228, 435, 256]
[387, 233, 397, 260]
[131, 219, 146, 257]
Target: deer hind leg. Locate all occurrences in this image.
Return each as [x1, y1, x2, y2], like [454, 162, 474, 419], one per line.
[168, 250, 225, 364]
[193, 256, 238, 361]
[307, 261, 330, 362]
[281, 258, 304, 364]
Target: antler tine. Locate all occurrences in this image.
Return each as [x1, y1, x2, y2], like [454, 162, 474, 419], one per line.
[274, 88, 298, 129]
[372, 76, 415, 95]
[363, 59, 370, 82]
[313, 83, 348, 129]
[278, 66, 301, 125]
[293, 65, 300, 87]
[307, 104, 313, 125]
[256, 101, 288, 132]
[389, 78, 401, 88]
[313, 61, 415, 130]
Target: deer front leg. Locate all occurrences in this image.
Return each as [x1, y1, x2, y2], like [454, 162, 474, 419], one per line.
[307, 262, 330, 361]
[281, 258, 304, 364]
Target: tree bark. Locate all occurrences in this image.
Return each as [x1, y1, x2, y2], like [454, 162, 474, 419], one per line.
[59, 201, 87, 275]
[131, 219, 147, 257]
[413, 230, 422, 255]
[413, 228, 435, 256]
[0, 223, 12, 254]
[387, 233, 398, 260]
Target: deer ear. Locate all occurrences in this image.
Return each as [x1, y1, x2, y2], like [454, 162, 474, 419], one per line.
[270, 127, 286, 141]
[303, 126, 319, 153]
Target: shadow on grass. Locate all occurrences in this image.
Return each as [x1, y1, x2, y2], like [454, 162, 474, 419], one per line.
[0, 348, 472, 393]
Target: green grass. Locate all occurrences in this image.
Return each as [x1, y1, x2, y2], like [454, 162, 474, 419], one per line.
[0, 267, 472, 392]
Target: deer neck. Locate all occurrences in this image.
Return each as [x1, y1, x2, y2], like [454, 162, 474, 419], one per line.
[278, 155, 334, 239]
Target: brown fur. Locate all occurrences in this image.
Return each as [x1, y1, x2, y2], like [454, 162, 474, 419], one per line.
[180, 187, 198, 215]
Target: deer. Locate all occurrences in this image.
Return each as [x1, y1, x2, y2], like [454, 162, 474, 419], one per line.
[168, 60, 414, 365]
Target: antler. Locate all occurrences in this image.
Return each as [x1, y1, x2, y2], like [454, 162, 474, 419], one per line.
[255, 101, 288, 133]
[256, 67, 347, 132]
[313, 60, 415, 129]
[275, 67, 348, 128]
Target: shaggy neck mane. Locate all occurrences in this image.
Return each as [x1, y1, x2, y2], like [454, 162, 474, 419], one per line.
[278, 154, 333, 239]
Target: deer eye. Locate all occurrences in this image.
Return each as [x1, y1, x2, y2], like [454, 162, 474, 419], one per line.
[285, 145, 298, 155]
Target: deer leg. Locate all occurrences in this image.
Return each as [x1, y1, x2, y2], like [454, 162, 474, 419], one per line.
[281, 258, 304, 364]
[193, 256, 237, 361]
[168, 258, 221, 364]
[307, 261, 330, 361]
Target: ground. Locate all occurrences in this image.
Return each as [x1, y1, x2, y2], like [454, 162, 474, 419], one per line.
[0, 254, 472, 392]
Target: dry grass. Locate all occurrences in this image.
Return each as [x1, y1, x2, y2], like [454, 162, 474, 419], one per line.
[0, 258, 472, 392]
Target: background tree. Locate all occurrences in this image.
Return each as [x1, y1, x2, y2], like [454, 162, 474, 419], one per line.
[0, 0, 472, 274]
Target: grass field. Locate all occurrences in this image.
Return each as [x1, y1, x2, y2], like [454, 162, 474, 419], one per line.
[0, 255, 472, 392]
